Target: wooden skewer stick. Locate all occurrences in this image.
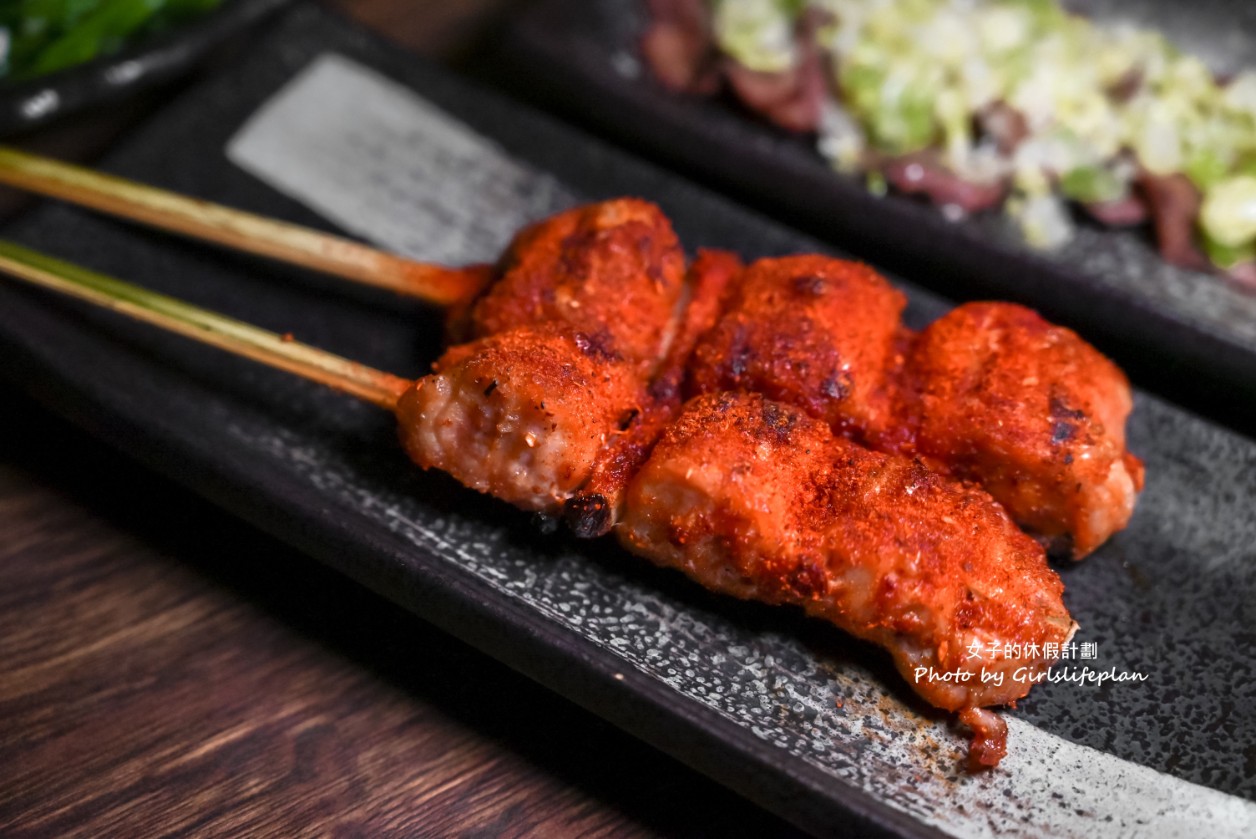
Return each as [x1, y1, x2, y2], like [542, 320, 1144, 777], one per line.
[0, 241, 412, 411]
[0, 147, 490, 307]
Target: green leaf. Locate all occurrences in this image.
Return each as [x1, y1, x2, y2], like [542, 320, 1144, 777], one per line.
[1059, 166, 1124, 204]
[3, 0, 222, 80]
[1184, 150, 1230, 192]
[1202, 231, 1256, 270]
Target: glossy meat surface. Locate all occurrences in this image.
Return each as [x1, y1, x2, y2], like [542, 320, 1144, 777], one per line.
[396, 325, 643, 513]
[688, 255, 907, 443]
[903, 302, 1144, 559]
[464, 198, 687, 375]
[619, 393, 1075, 728]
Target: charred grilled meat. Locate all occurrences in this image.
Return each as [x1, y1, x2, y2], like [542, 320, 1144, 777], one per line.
[618, 392, 1076, 765]
[902, 302, 1144, 559]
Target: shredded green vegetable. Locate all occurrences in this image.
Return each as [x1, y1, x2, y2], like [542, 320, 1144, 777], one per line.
[708, 0, 1256, 271]
[0, 0, 224, 81]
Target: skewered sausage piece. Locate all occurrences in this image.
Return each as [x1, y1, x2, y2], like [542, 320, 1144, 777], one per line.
[618, 391, 1076, 765]
[903, 302, 1144, 559]
[405, 198, 690, 513]
[685, 253, 1140, 559]
[461, 197, 688, 375]
[396, 324, 644, 513]
[688, 255, 907, 445]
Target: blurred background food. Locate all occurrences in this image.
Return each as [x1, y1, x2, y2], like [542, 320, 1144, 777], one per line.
[0, 0, 223, 81]
[644, 0, 1256, 284]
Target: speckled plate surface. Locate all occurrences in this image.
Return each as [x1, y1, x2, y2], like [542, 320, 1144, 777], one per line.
[491, 0, 1256, 430]
[0, 6, 1254, 837]
[0, 0, 293, 135]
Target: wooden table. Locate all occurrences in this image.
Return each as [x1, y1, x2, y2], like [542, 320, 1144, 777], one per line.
[0, 3, 806, 836]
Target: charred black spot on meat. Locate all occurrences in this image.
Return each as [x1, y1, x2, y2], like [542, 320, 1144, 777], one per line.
[618, 408, 641, 431]
[791, 274, 828, 296]
[572, 330, 621, 362]
[758, 401, 799, 444]
[483, 379, 498, 397]
[725, 325, 754, 379]
[1049, 395, 1085, 446]
[565, 493, 612, 538]
[713, 392, 739, 413]
[820, 370, 851, 400]
[636, 234, 673, 287]
[787, 555, 827, 597]
[1051, 420, 1077, 445]
[1049, 395, 1087, 421]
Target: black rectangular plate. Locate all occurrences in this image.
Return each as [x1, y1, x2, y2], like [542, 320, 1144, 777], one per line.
[1, 5, 1254, 837]
[491, 0, 1256, 434]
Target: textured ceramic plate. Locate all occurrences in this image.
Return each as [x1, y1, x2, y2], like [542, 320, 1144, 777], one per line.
[0, 0, 292, 135]
[0, 6, 1253, 837]
[492, 0, 1256, 429]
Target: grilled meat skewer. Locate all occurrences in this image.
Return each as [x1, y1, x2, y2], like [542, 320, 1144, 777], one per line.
[0, 148, 1142, 557]
[903, 303, 1145, 559]
[0, 240, 1076, 768]
[682, 254, 1141, 558]
[409, 200, 747, 518]
[620, 392, 1074, 767]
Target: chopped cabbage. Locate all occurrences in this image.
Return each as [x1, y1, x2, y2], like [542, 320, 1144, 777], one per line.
[710, 0, 1256, 271]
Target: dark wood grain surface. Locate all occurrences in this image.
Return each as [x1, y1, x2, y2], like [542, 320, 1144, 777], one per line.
[0, 3, 806, 836]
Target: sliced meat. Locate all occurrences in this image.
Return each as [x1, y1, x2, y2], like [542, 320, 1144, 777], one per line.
[1082, 194, 1150, 228]
[640, 0, 721, 94]
[977, 102, 1029, 155]
[721, 8, 829, 133]
[881, 151, 1009, 215]
[1138, 172, 1210, 270]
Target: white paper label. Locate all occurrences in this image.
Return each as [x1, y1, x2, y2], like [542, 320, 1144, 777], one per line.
[226, 53, 573, 265]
